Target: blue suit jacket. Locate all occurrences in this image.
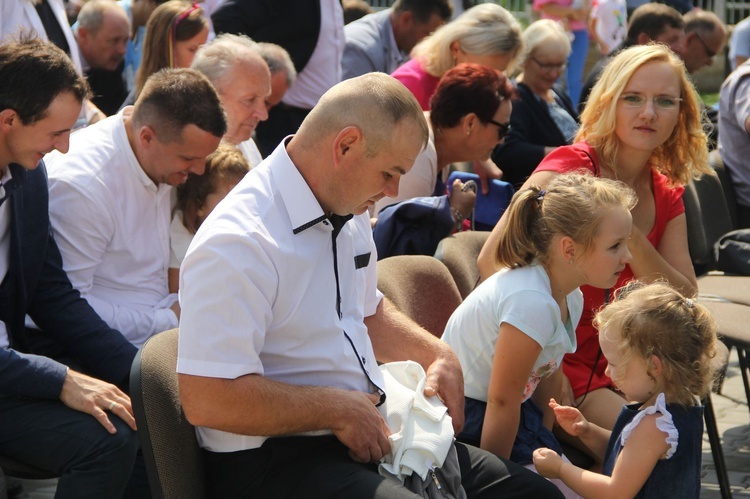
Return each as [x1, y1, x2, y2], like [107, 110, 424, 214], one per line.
[343, 9, 404, 80]
[0, 162, 137, 399]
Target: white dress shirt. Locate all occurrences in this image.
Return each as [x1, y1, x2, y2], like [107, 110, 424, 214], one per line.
[45, 110, 178, 347]
[177, 139, 384, 452]
[282, 0, 344, 109]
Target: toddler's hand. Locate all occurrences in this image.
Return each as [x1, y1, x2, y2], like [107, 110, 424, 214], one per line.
[533, 448, 563, 478]
[550, 398, 589, 437]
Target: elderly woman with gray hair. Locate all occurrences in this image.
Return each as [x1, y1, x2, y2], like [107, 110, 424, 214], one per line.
[493, 19, 580, 188]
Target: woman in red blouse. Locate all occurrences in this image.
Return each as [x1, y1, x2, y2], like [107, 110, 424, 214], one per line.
[477, 43, 712, 440]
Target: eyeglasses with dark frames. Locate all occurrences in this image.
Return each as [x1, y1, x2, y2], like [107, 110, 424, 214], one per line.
[693, 32, 717, 59]
[487, 119, 511, 140]
[531, 57, 567, 72]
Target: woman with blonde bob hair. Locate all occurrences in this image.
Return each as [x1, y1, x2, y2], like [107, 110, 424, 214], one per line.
[392, 3, 523, 110]
[478, 43, 713, 436]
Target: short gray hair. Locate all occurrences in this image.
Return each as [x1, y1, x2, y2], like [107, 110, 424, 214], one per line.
[257, 42, 297, 87]
[77, 0, 126, 35]
[191, 33, 262, 89]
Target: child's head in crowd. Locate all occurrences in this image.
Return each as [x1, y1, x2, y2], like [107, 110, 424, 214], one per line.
[176, 142, 249, 233]
[594, 281, 717, 406]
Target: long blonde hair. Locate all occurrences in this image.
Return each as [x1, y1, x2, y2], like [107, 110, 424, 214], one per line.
[411, 3, 522, 77]
[578, 44, 711, 186]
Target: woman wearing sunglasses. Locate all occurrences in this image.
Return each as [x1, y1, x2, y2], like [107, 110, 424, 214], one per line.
[374, 62, 515, 218]
[478, 43, 712, 439]
[493, 20, 580, 189]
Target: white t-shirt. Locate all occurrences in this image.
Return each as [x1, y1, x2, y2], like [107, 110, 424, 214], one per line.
[169, 210, 193, 268]
[177, 140, 384, 452]
[237, 138, 263, 168]
[590, 0, 627, 55]
[45, 110, 178, 347]
[442, 264, 581, 402]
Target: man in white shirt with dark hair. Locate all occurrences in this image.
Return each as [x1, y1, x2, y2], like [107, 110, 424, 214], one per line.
[43, 69, 226, 348]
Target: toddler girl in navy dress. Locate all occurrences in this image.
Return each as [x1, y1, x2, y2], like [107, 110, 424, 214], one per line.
[533, 281, 717, 498]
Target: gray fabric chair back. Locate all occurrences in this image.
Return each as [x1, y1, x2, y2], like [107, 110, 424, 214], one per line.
[130, 328, 206, 499]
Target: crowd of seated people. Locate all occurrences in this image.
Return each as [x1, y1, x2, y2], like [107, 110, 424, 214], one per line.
[0, 0, 743, 497]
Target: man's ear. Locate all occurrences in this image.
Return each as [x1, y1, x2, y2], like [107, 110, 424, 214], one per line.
[0, 109, 18, 132]
[138, 125, 157, 149]
[332, 126, 362, 164]
[636, 32, 652, 45]
[395, 10, 414, 30]
[77, 27, 90, 44]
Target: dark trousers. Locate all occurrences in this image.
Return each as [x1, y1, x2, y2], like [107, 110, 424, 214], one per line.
[204, 435, 564, 499]
[0, 395, 140, 499]
[255, 103, 311, 157]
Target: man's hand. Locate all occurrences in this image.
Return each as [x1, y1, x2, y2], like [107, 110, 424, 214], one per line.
[332, 391, 391, 463]
[60, 369, 137, 434]
[533, 448, 564, 478]
[473, 159, 503, 195]
[423, 348, 465, 434]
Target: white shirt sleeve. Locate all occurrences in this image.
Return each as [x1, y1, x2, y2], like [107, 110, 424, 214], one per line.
[48, 177, 178, 345]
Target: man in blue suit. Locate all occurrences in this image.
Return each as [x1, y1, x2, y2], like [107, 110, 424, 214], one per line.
[343, 0, 451, 80]
[0, 36, 140, 498]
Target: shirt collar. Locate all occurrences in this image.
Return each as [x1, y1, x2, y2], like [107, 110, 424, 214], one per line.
[268, 137, 336, 235]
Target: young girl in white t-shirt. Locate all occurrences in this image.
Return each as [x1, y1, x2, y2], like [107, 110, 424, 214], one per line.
[442, 172, 635, 493]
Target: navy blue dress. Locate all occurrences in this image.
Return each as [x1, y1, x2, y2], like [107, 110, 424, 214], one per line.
[603, 394, 703, 498]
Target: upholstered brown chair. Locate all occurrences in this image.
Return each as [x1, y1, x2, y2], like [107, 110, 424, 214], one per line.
[130, 328, 206, 499]
[377, 255, 462, 338]
[434, 231, 490, 300]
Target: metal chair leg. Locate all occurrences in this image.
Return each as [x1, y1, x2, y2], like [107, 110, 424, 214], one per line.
[704, 394, 733, 499]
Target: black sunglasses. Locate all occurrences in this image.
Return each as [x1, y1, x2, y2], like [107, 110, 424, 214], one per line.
[488, 119, 511, 140]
